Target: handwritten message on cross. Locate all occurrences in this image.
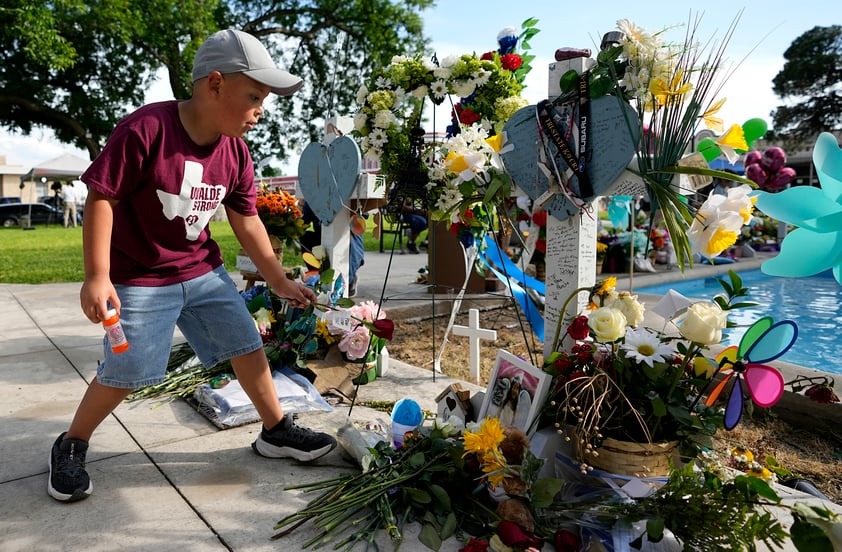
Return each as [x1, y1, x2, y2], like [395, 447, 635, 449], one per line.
[452, 308, 497, 384]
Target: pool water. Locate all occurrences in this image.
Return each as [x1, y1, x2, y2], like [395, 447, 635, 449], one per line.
[636, 269, 842, 375]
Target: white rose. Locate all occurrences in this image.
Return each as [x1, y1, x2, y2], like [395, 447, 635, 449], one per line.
[588, 307, 627, 342]
[677, 301, 727, 345]
[605, 292, 645, 327]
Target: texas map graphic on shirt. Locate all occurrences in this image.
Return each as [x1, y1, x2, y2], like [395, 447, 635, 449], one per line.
[157, 161, 227, 240]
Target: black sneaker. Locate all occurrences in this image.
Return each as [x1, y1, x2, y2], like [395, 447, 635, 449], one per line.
[252, 416, 336, 462]
[348, 275, 358, 298]
[406, 242, 419, 254]
[48, 432, 93, 502]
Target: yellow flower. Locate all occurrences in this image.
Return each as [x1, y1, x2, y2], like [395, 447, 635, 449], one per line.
[480, 450, 507, 487]
[462, 417, 505, 457]
[701, 97, 726, 132]
[649, 69, 693, 108]
[747, 464, 773, 481]
[485, 133, 504, 152]
[716, 124, 750, 164]
[730, 445, 755, 463]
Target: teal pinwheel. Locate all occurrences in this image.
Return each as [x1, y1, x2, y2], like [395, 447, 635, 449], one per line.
[753, 132, 842, 284]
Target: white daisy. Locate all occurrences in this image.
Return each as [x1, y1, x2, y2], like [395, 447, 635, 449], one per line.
[621, 327, 672, 367]
[430, 79, 448, 100]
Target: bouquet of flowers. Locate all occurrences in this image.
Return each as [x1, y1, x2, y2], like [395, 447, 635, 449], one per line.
[255, 186, 309, 249]
[540, 271, 757, 469]
[273, 416, 562, 551]
[557, 14, 762, 270]
[353, 20, 538, 246]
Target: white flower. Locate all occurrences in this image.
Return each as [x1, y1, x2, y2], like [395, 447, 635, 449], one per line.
[430, 79, 448, 99]
[720, 184, 756, 225]
[676, 301, 727, 345]
[373, 109, 396, 129]
[374, 75, 392, 89]
[368, 128, 388, 148]
[353, 112, 368, 132]
[605, 291, 645, 327]
[451, 79, 477, 98]
[410, 85, 428, 98]
[688, 192, 747, 258]
[439, 54, 459, 68]
[355, 84, 369, 105]
[622, 327, 673, 367]
[588, 307, 627, 342]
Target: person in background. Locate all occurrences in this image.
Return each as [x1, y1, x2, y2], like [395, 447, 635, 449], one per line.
[402, 199, 427, 254]
[300, 202, 364, 297]
[47, 28, 335, 504]
[61, 182, 78, 228]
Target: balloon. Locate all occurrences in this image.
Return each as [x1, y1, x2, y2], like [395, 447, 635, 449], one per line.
[744, 150, 762, 167]
[746, 163, 768, 186]
[765, 167, 796, 191]
[696, 137, 722, 162]
[761, 147, 787, 173]
[742, 118, 768, 146]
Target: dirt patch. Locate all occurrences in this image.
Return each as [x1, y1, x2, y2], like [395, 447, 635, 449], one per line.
[386, 304, 842, 504]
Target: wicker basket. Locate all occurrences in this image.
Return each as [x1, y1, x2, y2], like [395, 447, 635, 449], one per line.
[582, 437, 678, 477]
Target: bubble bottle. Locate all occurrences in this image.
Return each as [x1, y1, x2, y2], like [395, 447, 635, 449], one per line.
[103, 308, 130, 354]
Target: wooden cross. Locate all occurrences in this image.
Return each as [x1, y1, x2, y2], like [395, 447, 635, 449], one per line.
[452, 308, 497, 384]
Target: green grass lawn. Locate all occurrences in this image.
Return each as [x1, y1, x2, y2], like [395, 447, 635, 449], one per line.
[0, 218, 395, 284]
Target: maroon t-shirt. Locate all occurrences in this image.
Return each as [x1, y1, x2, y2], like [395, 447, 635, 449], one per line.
[82, 101, 256, 286]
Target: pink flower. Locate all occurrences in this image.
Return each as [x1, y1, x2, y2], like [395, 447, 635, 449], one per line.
[351, 301, 386, 323]
[338, 325, 371, 360]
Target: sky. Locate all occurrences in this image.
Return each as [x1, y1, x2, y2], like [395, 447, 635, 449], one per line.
[2, 0, 838, 172]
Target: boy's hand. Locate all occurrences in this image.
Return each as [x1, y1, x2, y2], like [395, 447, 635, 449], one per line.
[79, 275, 119, 324]
[273, 277, 316, 309]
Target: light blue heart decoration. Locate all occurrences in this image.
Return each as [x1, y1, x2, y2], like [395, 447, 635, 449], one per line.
[297, 135, 361, 225]
[500, 96, 639, 221]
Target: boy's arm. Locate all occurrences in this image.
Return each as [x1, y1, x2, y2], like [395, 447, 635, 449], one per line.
[227, 207, 315, 308]
[79, 189, 120, 324]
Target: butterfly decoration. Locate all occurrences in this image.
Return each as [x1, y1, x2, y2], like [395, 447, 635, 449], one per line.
[700, 317, 798, 430]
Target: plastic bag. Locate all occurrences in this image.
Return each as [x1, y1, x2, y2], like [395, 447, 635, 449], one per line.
[336, 419, 390, 466]
[194, 367, 332, 428]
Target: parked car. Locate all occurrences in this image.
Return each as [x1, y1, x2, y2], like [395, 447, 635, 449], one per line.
[39, 194, 64, 209]
[0, 196, 22, 204]
[0, 203, 64, 227]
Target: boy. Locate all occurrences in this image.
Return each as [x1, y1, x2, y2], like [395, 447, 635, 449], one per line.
[48, 29, 336, 503]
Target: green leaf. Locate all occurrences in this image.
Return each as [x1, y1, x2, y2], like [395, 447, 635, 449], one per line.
[403, 487, 432, 505]
[530, 478, 564, 508]
[428, 484, 452, 511]
[440, 513, 458, 541]
[646, 517, 665, 542]
[334, 298, 355, 308]
[419, 523, 442, 551]
[790, 519, 834, 552]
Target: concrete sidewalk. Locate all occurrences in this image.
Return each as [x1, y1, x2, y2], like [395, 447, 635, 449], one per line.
[0, 249, 839, 551]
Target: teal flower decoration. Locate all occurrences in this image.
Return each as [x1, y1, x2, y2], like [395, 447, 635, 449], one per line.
[753, 132, 842, 284]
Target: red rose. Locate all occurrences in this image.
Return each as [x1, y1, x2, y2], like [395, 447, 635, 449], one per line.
[371, 319, 394, 340]
[497, 520, 542, 549]
[500, 53, 523, 71]
[805, 384, 840, 404]
[480, 51, 495, 61]
[459, 107, 481, 125]
[567, 315, 590, 341]
[554, 529, 581, 551]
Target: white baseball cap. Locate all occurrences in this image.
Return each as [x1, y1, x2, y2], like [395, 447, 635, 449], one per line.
[192, 29, 302, 96]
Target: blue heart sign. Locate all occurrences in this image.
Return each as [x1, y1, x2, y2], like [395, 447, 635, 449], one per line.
[501, 96, 639, 221]
[297, 136, 362, 225]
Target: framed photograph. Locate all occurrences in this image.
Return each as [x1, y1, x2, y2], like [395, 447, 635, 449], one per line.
[478, 349, 552, 434]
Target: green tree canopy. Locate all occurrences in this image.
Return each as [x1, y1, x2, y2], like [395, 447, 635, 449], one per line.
[770, 25, 842, 146]
[0, 0, 432, 169]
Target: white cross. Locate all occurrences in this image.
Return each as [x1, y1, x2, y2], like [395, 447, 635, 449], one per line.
[452, 308, 497, 384]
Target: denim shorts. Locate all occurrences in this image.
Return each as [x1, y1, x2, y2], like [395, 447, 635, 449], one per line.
[97, 266, 264, 388]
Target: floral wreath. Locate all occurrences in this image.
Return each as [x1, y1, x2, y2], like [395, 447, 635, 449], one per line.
[353, 21, 538, 247]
